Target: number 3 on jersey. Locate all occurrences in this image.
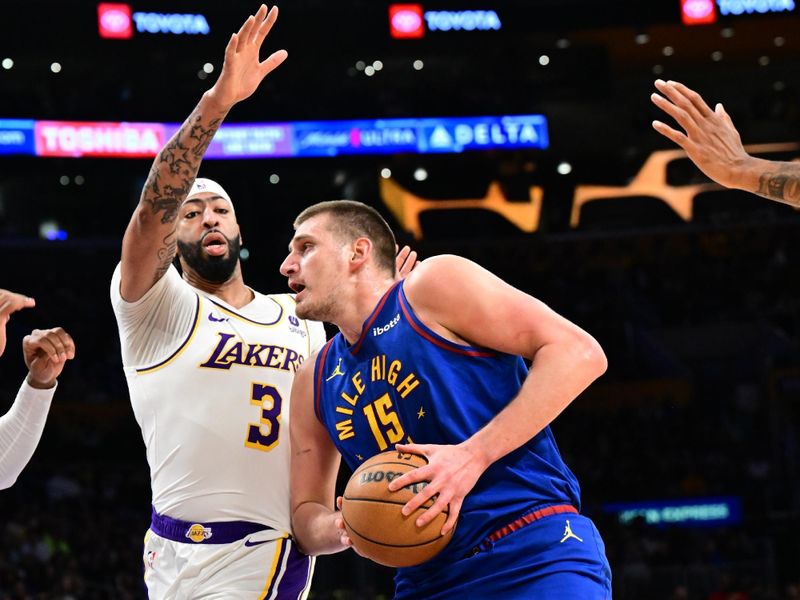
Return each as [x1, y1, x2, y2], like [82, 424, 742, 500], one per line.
[245, 382, 282, 451]
[363, 393, 405, 451]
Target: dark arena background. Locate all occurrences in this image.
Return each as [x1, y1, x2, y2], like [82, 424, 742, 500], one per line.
[1, 1, 800, 598]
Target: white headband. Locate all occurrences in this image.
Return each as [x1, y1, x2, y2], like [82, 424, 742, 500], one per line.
[185, 178, 234, 212]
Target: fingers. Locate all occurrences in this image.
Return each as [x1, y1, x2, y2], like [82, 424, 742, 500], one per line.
[51, 327, 76, 360]
[653, 79, 713, 133]
[670, 80, 714, 118]
[716, 102, 735, 128]
[255, 5, 279, 47]
[414, 490, 449, 528]
[259, 49, 288, 77]
[389, 465, 430, 496]
[334, 497, 354, 548]
[0, 290, 35, 319]
[441, 497, 461, 535]
[236, 14, 256, 52]
[394, 442, 423, 455]
[234, 6, 277, 54]
[249, 5, 269, 44]
[25, 331, 61, 363]
[225, 33, 237, 61]
[651, 91, 692, 132]
[24, 327, 76, 362]
[395, 246, 419, 277]
[652, 120, 690, 150]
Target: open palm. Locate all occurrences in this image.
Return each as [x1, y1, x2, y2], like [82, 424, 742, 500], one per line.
[210, 5, 288, 109]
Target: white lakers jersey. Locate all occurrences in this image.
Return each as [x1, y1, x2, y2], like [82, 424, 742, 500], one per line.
[111, 264, 326, 532]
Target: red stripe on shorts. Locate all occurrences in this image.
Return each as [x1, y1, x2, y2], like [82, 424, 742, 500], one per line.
[472, 504, 578, 555]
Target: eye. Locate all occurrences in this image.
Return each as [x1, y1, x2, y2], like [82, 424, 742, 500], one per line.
[184, 210, 199, 219]
[215, 208, 229, 215]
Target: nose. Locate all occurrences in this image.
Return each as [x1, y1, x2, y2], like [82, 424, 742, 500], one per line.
[279, 253, 296, 277]
[202, 205, 219, 228]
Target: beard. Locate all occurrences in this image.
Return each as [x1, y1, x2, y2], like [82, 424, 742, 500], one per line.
[178, 233, 242, 284]
[296, 299, 337, 323]
[294, 285, 340, 323]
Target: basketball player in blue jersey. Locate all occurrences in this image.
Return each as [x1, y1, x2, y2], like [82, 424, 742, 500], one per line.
[283, 201, 612, 599]
[651, 78, 800, 207]
[0, 289, 75, 489]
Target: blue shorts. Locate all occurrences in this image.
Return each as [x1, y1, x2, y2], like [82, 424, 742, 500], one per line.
[393, 513, 612, 600]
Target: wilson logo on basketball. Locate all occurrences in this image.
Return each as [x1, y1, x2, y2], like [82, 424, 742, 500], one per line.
[359, 470, 429, 493]
[360, 469, 402, 483]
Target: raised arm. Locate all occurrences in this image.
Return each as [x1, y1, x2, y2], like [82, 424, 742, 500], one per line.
[289, 357, 348, 556]
[390, 255, 607, 533]
[120, 5, 287, 301]
[651, 79, 800, 207]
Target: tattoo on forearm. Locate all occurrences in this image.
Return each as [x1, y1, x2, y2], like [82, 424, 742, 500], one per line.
[154, 233, 178, 283]
[137, 107, 224, 281]
[756, 165, 800, 207]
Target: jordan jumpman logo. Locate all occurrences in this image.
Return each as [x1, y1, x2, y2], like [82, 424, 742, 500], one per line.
[325, 358, 345, 381]
[560, 520, 583, 543]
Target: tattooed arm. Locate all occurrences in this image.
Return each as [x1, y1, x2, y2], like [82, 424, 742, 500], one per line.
[651, 79, 800, 208]
[119, 4, 288, 301]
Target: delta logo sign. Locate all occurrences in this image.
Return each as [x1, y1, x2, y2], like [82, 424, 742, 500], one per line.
[98, 3, 210, 39]
[389, 4, 501, 39]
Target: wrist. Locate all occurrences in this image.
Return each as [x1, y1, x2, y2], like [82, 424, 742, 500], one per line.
[460, 436, 493, 472]
[26, 373, 56, 390]
[731, 154, 763, 192]
[202, 88, 235, 116]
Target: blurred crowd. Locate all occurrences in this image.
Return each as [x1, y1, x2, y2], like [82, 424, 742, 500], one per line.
[1, 203, 799, 598]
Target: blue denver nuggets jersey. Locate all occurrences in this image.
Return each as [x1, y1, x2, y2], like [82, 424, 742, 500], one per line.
[313, 280, 582, 571]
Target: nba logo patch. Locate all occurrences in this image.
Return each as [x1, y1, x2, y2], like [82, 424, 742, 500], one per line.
[185, 524, 212, 543]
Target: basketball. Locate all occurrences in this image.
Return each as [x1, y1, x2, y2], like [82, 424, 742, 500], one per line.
[340, 451, 456, 568]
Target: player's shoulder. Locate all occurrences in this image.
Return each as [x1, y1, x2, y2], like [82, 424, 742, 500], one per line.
[404, 255, 479, 297]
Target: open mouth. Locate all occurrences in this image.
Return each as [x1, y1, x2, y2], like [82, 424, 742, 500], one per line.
[202, 232, 228, 256]
[288, 281, 306, 294]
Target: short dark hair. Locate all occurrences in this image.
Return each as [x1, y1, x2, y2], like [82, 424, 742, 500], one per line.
[294, 200, 397, 274]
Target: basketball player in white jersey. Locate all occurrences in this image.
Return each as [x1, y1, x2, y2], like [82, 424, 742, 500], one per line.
[1, 289, 75, 489]
[110, 6, 417, 597]
[109, 7, 322, 598]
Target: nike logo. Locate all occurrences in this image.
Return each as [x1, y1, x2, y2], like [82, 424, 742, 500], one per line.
[244, 539, 270, 547]
[208, 313, 229, 323]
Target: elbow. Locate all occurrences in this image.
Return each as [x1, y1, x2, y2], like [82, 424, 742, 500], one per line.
[575, 334, 607, 382]
[583, 336, 608, 381]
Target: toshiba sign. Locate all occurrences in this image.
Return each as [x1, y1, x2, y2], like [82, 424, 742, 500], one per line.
[389, 4, 502, 38]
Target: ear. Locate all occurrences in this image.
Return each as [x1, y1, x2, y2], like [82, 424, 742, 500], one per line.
[349, 237, 372, 270]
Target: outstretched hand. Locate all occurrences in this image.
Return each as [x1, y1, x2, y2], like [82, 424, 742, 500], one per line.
[0, 289, 35, 357]
[651, 79, 749, 189]
[23, 327, 76, 389]
[207, 4, 288, 111]
[387, 442, 487, 535]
